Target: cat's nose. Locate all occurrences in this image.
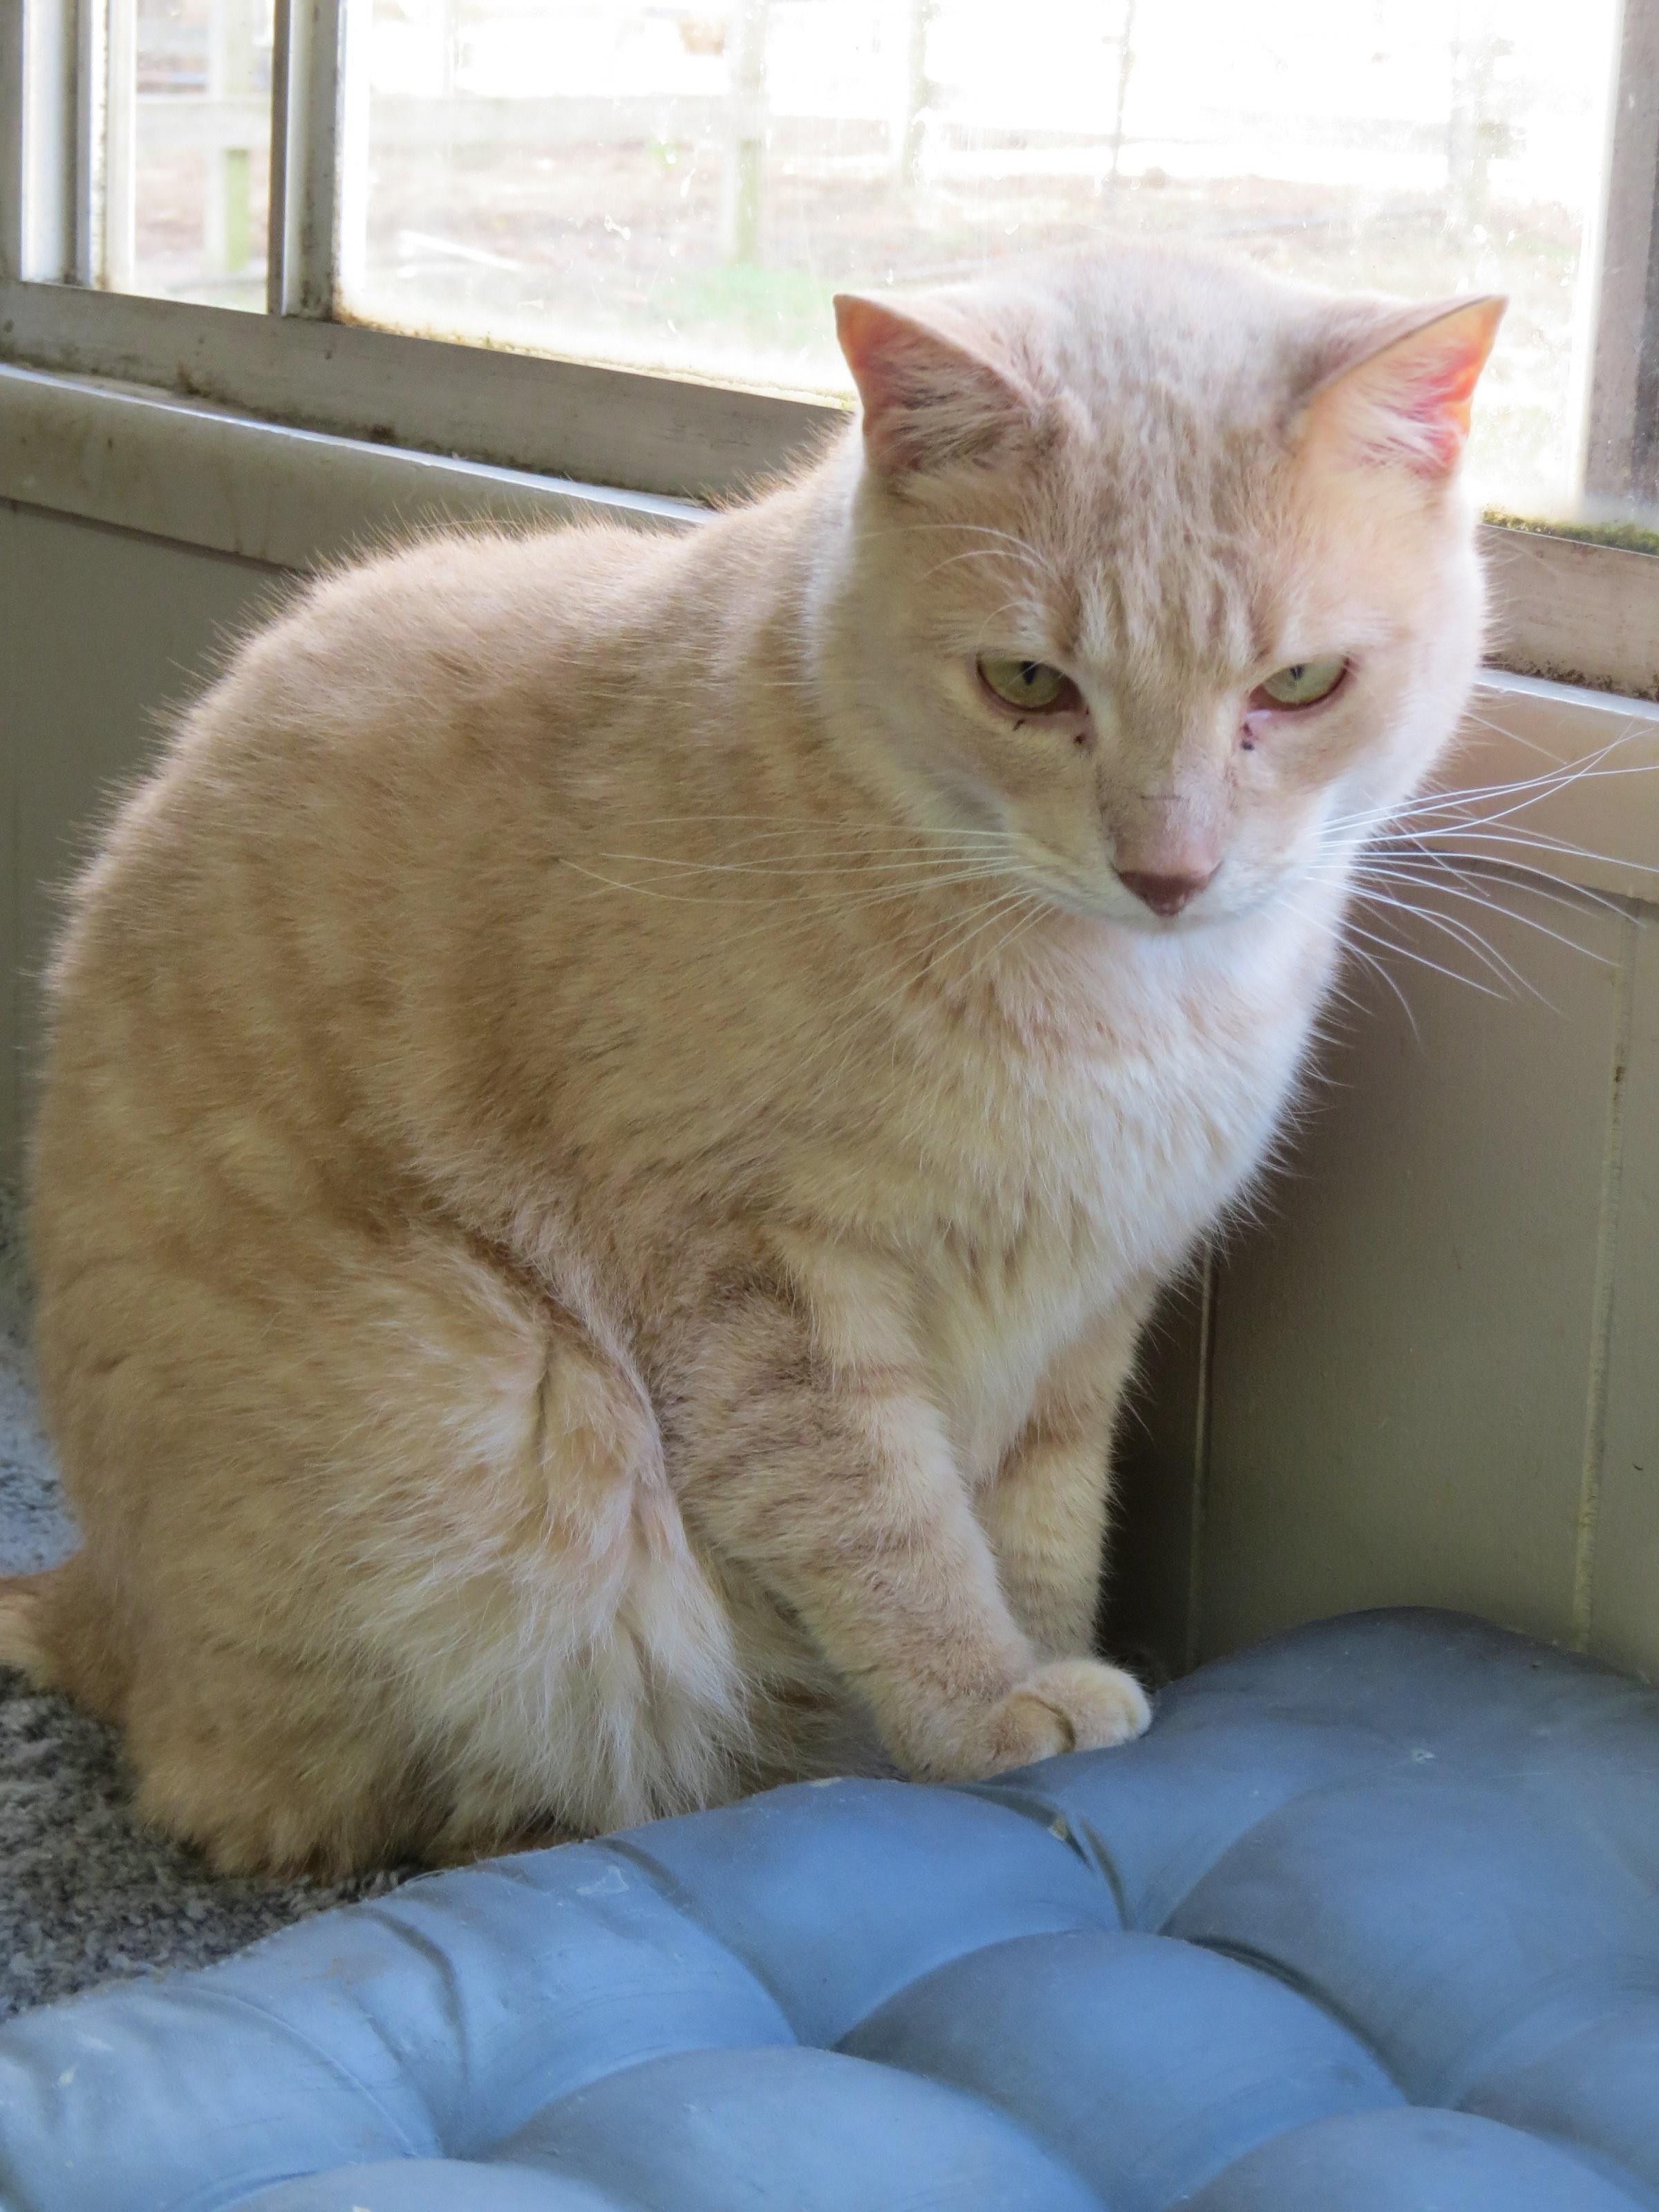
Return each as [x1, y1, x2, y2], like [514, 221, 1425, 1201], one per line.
[1115, 865, 1217, 917]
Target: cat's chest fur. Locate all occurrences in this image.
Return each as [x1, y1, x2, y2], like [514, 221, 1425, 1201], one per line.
[869, 942, 1315, 1477]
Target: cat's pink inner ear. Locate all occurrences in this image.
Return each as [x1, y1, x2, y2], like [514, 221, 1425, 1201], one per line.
[1300, 296, 1506, 478]
[833, 292, 1031, 476]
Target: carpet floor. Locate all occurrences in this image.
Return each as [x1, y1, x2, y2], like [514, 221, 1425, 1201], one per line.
[0, 1195, 402, 2023]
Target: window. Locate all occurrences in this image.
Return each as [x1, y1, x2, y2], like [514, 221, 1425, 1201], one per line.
[128, 0, 276, 309]
[3, 1, 1658, 677]
[343, 0, 1621, 527]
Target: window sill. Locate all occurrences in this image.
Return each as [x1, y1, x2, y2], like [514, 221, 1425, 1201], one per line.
[0, 359, 702, 571]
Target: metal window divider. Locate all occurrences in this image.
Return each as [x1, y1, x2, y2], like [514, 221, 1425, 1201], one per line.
[3, 0, 76, 286]
[270, 0, 362, 323]
[2, 0, 133, 292]
[1580, 0, 1659, 512]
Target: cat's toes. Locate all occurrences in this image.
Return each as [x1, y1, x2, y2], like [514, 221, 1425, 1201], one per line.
[975, 1658, 1152, 1774]
[1019, 1656, 1152, 1752]
[915, 1657, 1152, 1781]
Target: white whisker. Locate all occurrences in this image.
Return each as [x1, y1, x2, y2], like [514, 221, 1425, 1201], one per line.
[1378, 823, 1659, 881]
[1385, 850, 1631, 921]
[590, 850, 1018, 881]
[1334, 908, 1506, 999]
[1353, 863, 1613, 972]
[1354, 883, 1548, 1000]
[1281, 885, 1424, 1040]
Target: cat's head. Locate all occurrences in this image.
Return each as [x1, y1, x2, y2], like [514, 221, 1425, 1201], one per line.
[813, 246, 1502, 932]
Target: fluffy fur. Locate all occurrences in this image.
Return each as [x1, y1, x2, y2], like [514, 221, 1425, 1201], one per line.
[3, 245, 1499, 1875]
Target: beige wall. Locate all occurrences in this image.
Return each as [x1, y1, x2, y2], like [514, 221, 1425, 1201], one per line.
[1114, 882, 1659, 1687]
[0, 499, 284, 1170]
[3, 492, 1655, 1687]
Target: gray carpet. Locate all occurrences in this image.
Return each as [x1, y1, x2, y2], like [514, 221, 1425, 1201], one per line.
[0, 1194, 404, 2023]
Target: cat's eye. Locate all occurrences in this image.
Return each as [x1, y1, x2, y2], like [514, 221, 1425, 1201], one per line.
[1254, 657, 1348, 709]
[977, 655, 1081, 717]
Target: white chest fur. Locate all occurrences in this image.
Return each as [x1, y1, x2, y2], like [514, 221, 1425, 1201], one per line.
[906, 919, 1324, 1479]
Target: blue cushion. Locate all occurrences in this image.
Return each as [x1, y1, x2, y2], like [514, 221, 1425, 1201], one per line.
[1, 1608, 1656, 2211]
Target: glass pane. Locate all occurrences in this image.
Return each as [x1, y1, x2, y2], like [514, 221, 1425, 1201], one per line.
[343, 0, 1622, 526]
[118, 0, 275, 308]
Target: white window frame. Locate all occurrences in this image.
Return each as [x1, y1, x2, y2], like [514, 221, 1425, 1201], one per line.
[3, 0, 1658, 697]
[0, 0, 836, 498]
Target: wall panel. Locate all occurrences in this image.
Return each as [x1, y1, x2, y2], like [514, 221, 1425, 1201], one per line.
[0, 500, 281, 1169]
[1196, 891, 1633, 1662]
[1590, 915, 1659, 1676]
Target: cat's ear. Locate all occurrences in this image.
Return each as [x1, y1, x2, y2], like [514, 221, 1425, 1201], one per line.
[833, 293, 1033, 478]
[1297, 297, 1506, 478]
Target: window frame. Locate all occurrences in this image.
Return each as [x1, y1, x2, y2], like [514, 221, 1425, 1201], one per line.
[3, 0, 1658, 694]
[2, 0, 837, 499]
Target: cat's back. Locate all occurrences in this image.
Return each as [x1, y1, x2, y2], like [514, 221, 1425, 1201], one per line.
[31, 518, 717, 1210]
[46, 515, 710, 986]
[198, 516, 693, 784]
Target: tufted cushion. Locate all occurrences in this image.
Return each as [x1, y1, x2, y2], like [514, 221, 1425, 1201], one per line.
[1, 1608, 1657, 2210]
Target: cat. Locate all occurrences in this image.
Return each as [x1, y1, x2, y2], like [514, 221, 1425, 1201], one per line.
[0, 244, 1501, 1877]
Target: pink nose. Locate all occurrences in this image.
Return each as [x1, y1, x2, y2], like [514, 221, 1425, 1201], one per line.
[1116, 865, 1217, 917]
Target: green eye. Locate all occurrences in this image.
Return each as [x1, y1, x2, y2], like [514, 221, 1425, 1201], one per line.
[977, 655, 1078, 715]
[1257, 657, 1347, 709]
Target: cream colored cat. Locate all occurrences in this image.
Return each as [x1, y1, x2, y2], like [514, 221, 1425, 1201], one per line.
[0, 245, 1501, 1876]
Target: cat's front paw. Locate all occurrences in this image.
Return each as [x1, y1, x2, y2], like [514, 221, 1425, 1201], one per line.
[928, 1658, 1152, 1779]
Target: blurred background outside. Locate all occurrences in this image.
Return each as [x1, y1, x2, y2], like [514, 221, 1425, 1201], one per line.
[126, 0, 1622, 525]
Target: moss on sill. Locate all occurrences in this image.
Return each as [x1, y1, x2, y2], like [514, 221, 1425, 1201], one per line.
[1483, 507, 1659, 559]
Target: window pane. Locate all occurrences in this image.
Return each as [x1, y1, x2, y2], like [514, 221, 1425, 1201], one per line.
[341, 0, 1633, 525]
[117, 0, 274, 308]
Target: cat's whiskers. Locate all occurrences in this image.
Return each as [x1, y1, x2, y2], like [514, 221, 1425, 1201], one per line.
[601, 817, 1017, 867]
[808, 893, 1052, 1133]
[1302, 728, 1657, 1015]
[972, 596, 1048, 646]
[577, 816, 1025, 910]
[1275, 881, 1427, 1039]
[1301, 848, 1510, 999]
[778, 865, 1062, 1103]
[1301, 823, 1615, 1015]
[558, 855, 1019, 910]
[607, 814, 1012, 837]
[1351, 877, 1546, 1001]
[869, 518, 1065, 589]
[1336, 904, 1508, 1000]
[963, 895, 1048, 986]
[923, 886, 1038, 975]
[916, 547, 1045, 590]
[1326, 726, 1659, 843]
[1328, 747, 1636, 838]
[1365, 842, 1631, 930]
[1343, 935, 1426, 1042]
[1453, 708, 1584, 766]
[1351, 859, 1613, 975]
[588, 845, 1019, 880]
[1375, 822, 1659, 885]
[1456, 702, 1657, 759]
[552, 838, 1043, 1042]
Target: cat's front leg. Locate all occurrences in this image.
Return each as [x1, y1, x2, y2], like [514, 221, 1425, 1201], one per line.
[676, 1277, 1150, 1781]
[981, 1293, 1153, 1658]
[981, 1414, 1116, 1660]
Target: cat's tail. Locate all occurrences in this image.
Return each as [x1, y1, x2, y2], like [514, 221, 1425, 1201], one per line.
[0, 1569, 53, 1682]
[1, 1557, 130, 1715]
